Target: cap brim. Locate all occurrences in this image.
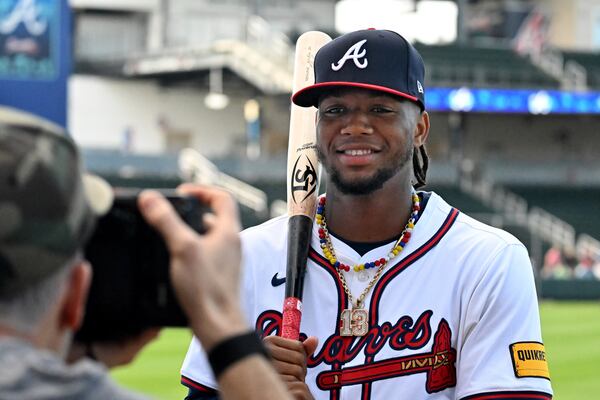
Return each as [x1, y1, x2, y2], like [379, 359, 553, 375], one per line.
[83, 174, 113, 217]
[0, 106, 65, 134]
[292, 82, 421, 108]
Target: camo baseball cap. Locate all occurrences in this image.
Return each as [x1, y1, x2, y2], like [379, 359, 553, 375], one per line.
[0, 107, 112, 297]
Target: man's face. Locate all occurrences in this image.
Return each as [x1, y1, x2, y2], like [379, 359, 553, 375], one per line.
[316, 88, 422, 195]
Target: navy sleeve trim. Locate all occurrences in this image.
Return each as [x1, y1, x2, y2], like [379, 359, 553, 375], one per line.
[461, 391, 552, 400]
[181, 375, 218, 398]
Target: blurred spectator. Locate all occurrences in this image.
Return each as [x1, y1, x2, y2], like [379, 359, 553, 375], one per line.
[593, 256, 600, 280]
[541, 246, 572, 279]
[574, 254, 596, 280]
[563, 248, 578, 276]
[563, 247, 579, 275]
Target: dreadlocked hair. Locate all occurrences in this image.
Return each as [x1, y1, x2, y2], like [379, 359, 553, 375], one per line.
[412, 144, 429, 189]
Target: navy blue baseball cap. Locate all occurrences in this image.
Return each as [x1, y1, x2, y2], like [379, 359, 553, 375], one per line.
[292, 29, 426, 110]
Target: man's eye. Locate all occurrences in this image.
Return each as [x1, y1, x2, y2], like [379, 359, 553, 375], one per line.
[323, 107, 344, 115]
[372, 106, 393, 113]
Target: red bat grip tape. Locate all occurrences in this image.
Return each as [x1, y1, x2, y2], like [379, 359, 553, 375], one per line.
[281, 297, 303, 339]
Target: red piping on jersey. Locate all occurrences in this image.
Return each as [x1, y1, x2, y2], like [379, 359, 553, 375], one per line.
[309, 249, 349, 400]
[309, 208, 460, 399]
[460, 391, 552, 400]
[362, 379, 371, 400]
[309, 249, 349, 317]
[369, 208, 460, 323]
[363, 207, 459, 399]
[180, 375, 217, 393]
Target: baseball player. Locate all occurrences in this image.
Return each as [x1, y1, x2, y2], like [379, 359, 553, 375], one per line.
[181, 29, 553, 400]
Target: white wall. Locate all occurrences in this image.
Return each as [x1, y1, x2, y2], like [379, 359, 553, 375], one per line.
[542, 0, 600, 50]
[574, 0, 600, 50]
[69, 0, 158, 11]
[68, 75, 247, 156]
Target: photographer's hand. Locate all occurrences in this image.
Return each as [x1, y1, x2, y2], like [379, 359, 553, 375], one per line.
[139, 186, 292, 400]
[139, 186, 246, 349]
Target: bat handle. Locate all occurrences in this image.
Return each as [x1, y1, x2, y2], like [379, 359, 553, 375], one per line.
[281, 297, 303, 339]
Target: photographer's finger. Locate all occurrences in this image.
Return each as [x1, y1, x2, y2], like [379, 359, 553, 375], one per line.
[202, 212, 218, 230]
[178, 184, 241, 232]
[138, 190, 197, 253]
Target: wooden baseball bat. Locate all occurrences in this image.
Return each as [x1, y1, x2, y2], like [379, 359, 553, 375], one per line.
[281, 31, 331, 340]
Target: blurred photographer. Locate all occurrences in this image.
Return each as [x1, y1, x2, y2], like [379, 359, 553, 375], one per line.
[0, 108, 290, 400]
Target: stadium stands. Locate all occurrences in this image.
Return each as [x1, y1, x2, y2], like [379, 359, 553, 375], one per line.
[414, 43, 561, 89]
[562, 50, 600, 88]
[82, 149, 180, 178]
[429, 184, 494, 215]
[507, 185, 600, 240]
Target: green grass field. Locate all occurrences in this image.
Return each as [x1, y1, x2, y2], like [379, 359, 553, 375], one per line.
[541, 301, 600, 399]
[112, 301, 600, 399]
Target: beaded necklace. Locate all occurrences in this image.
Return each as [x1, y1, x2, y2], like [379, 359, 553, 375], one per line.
[315, 190, 421, 336]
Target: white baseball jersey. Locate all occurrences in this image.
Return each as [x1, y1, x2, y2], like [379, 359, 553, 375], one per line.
[181, 192, 553, 399]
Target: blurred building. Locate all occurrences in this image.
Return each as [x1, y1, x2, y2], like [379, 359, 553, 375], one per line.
[69, 0, 336, 156]
[65, 0, 600, 295]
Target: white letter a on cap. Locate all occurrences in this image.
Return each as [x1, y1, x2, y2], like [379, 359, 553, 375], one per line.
[331, 39, 368, 71]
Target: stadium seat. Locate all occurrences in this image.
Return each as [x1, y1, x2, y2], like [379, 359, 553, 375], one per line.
[414, 43, 560, 89]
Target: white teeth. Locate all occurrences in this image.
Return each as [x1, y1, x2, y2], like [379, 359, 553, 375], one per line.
[344, 149, 372, 156]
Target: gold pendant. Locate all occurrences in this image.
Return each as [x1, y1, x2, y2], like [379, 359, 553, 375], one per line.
[339, 308, 369, 336]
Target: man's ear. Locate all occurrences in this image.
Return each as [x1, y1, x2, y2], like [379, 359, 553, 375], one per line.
[58, 261, 92, 331]
[413, 110, 430, 147]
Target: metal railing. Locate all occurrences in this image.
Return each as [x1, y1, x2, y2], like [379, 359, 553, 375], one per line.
[270, 199, 287, 218]
[459, 172, 528, 224]
[246, 15, 294, 69]
[178, 148, 268, 216]
[123, 15, 294, 94]
[528, 46, 588, 91]
[563, 59, 588, 91]
[212, 38, 293, 93]
[577, 234, 600, 258]
[458, 169, 597, 256]
[528, 207, 576, 249]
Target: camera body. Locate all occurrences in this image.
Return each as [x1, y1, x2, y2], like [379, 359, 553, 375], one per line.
[76, 190, 208, 343]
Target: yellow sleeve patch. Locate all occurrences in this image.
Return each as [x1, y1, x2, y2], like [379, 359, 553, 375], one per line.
[510, 342, 550, 380]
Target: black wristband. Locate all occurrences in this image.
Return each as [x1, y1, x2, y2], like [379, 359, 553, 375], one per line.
[207, 331, 269, 379]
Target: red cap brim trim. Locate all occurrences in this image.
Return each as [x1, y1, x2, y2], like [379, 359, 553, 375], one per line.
[292, 81, 420, 108]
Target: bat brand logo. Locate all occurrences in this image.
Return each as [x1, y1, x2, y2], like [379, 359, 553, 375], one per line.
[331, 39, 368, 71]
[291, 155, 318, 204]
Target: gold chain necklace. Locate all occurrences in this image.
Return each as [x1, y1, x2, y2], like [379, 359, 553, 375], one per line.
[316, 190, 421, 336]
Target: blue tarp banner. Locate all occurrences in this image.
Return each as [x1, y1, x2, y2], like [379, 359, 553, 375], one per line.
[0, 0, 70, 126]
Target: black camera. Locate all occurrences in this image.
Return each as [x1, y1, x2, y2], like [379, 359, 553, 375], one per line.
[76, 190, 209, 343]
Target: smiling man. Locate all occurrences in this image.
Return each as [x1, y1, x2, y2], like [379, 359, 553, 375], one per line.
[181, 29, 553, 400]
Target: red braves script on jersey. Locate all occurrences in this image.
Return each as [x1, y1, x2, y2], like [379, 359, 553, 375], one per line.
[181, 192, 553, 400]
